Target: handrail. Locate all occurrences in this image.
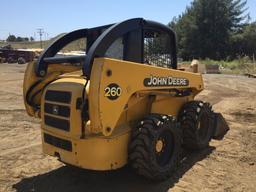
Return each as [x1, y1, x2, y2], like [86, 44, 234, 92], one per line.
[35, 29, 88, 77]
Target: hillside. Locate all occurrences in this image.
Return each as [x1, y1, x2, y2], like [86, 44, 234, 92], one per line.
[0, 33, 86, 52]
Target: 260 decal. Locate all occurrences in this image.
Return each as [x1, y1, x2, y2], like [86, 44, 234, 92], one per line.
[104, 83, 122, 100]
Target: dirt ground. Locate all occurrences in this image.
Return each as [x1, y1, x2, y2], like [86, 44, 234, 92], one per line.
[0, 63, 255, 192]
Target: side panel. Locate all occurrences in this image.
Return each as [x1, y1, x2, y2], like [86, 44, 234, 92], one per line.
[151, 95, 194, 115]
[89, 58, 204, 136]
[126, 95, 152, 122]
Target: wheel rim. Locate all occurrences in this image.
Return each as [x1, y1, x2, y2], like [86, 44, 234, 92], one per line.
[156, 139, 164, 153]
[155, 130, 174, 167]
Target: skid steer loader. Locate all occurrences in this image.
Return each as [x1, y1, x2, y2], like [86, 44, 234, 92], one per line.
[23, 18, 229, 180]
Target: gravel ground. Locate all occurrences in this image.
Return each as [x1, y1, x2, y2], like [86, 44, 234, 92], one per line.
[0, 63, 255, 192]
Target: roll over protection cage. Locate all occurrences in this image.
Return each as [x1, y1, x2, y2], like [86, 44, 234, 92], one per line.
[35, 18, 177, 79]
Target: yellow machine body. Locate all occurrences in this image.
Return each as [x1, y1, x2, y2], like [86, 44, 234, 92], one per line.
[24, 57, 204, 170]
[23, 19, 229, 181]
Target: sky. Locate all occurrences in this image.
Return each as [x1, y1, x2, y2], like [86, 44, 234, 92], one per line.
[0, 0, 256, 40]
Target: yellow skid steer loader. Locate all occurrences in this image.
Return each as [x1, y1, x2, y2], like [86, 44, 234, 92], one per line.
[23, 18, 229, 180]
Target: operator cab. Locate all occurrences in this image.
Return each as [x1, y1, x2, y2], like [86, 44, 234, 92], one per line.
[35, 18, 177, 78]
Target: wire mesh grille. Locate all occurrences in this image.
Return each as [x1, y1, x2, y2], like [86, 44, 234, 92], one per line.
[144, 31, 172, 68]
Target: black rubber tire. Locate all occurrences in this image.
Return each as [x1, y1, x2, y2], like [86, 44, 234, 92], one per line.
[7, 57, 16, 63]
[2, 58, 6, 63]
[17, 57, 26, 64]
[129, 114, 181, 181]
[178, 100, 214, 150]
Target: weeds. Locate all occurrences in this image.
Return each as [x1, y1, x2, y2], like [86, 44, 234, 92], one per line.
[199, 57, 256, 74]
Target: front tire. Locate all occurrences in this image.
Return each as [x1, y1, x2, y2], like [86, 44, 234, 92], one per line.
[129, 114, 181, 181]
[7, 57, 15, 63]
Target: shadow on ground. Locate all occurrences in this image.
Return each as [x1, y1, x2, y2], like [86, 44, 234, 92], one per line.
[13, 146, 215, 192]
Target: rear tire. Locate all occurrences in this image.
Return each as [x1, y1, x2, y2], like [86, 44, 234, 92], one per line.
[129, 114, 181, 181]
[178, 101, 214, 150]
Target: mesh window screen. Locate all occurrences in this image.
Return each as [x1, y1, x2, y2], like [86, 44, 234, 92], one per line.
[144, 30, 172, 68]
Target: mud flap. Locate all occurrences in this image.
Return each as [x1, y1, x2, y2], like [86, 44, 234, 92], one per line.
[212, 113, 229, 140]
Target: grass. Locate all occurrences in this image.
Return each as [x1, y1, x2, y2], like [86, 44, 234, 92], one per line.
[179, 57, 256, 74]
[199, 57, 256, 74]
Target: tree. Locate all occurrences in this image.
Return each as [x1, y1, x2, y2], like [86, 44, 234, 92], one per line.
[230, 22, 256, 58]
[30, 36, 35, 41]
[6, 35, 16, 42]
[13, 36, 30, 42]
[16, 37, 23, 42]
[169, 0, 248, 60]
[242, 22, 256, 57]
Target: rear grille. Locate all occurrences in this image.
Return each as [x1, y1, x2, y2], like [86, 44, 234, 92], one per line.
[44, 133, 72, 151]
[45, 90, 71, 104]
[44, 103, 70, 117]
[44, 90, 71, 132]
[44, 115, 70, 131]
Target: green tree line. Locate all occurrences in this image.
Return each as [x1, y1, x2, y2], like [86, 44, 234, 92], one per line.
[6, 35, 34, 42]
[169, 0, 256, 61]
